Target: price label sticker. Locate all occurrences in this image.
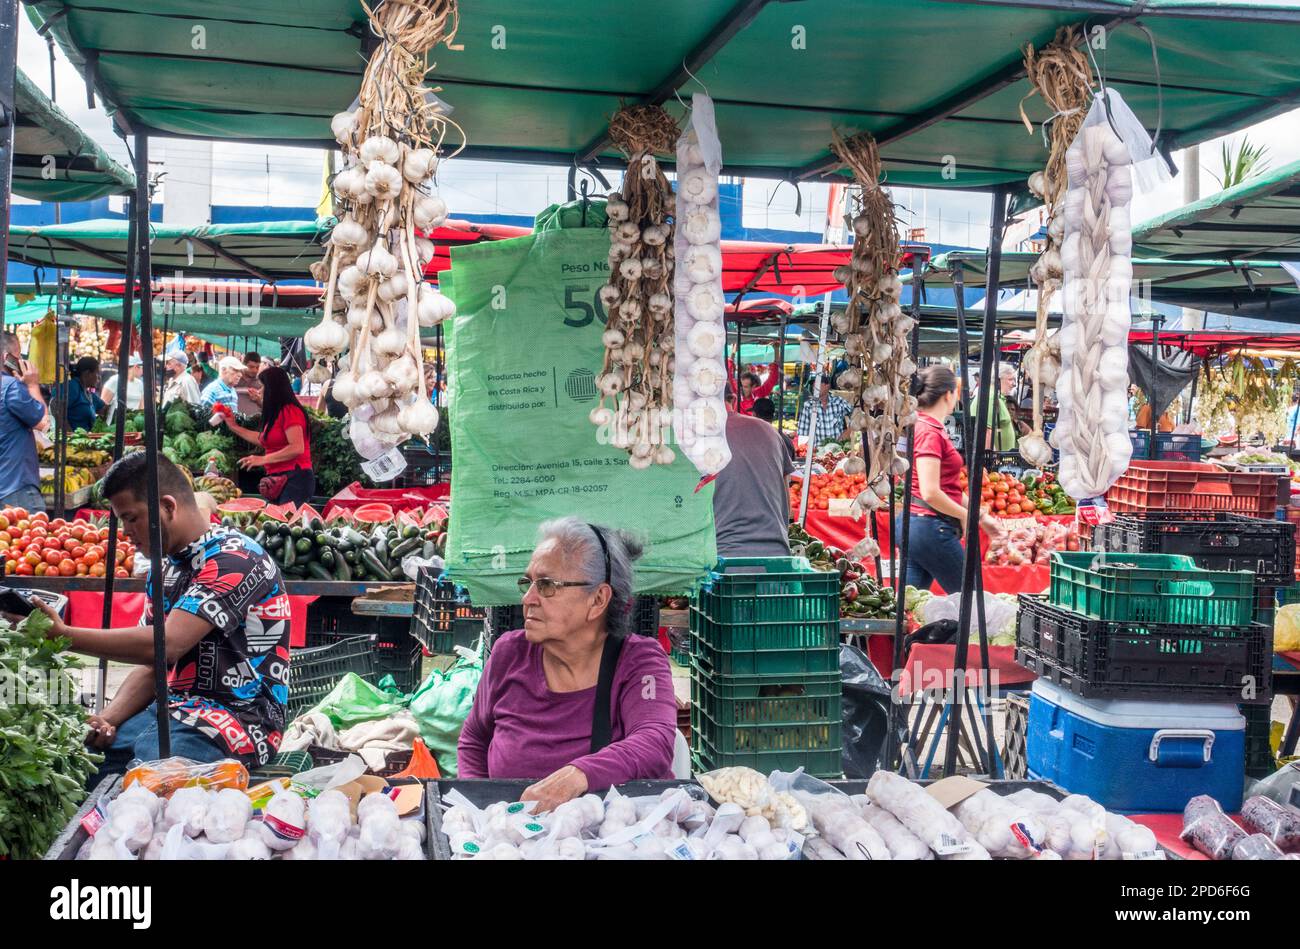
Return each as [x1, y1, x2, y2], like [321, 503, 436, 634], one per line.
[932, 833, 973, 856]
[1123, 850, 1167, 861]
[666, 840, 695, 861]
[362, 447, 407, 483]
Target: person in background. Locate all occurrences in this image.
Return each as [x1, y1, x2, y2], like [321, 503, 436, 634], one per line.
[100, 354, 145, 423]
[713, 385, 796, 557]
[222, 366, 315, 505]
[983, 363, 1023, 452]
[27, 452, 291, 788]
[1135, 399, 1174, 433]
[458, 518, 676, 810]
[897, 365, 1002, 594]
[796, 379, 852, 447]
[190, 360, 209, 394]
[751, 395, 795, 463]
[201, 355, 246, 415]
[728, 339, 784, 415]
[163, 351, 202, 408]
[1287, 392, 1300, 447]
[0, 331, 48, 511]
[238, 351, 265, 413]
[52, 356, 105, 431]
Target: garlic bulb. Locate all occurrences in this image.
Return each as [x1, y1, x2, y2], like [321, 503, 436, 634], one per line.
[359, 135, 400, 166]
[331, 111, 358, 146]
[333, 166, 366, 200]
[618, 258, 643, 281]
[606, 195, 629, 222]
[376, 270, 409, 303]
[683, 206, 722, 245]
[398, 399, 439, 436]
[403, 148, 437, 184]
[685, 284, 724, 322]
[371, 408, 403, 436]
[331, 216, 368, 251]
[653, 445, 676, 466]
[416, 285, 455, 326]
[413, 194, 449, 231]
[688, 359, 726, 398]
[357, 243, 398, 278]
[687, 398, 726, 437]
[382, 355, 420, 394]
[358, 371, 393, 401]
[683, 245, 722, 283]
[331, 370, 360, 406]
[373, 327, 407, 358]
[877, 272, 903, 299]
[679, 167, 718, 204]
[686, 437, 731, 475]
[647, 292, 672, 316]
[687, 321, 725, 359]
[589, 406, 613, 427]
[414, 236, 436, 266]
[305, 318, 349, 357]
[365, 162, 403, 199]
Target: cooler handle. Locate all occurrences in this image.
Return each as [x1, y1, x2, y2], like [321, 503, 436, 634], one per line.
[1148, 728, 1215, 765]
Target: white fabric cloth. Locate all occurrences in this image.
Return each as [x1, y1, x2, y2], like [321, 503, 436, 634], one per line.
[279, 712, 337, 753]
[337, 713, 420, 771]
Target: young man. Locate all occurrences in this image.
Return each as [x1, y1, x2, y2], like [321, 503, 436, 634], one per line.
[0, 331, 48, 511]
[29, 452, 291, 785]
[240, 351, 265, 411]
[201, 355, 246, 414]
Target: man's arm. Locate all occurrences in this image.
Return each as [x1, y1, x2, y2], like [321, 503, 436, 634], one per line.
[35, 599, 215, 666]
[100, 665, 155, 727]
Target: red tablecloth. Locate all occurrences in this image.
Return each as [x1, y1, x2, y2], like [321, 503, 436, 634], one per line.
[800, 510, 1052, 594]
[323, 482, 449, 518]
[897, 644, 1035, 696]
[66, 592, 320, 648]
[1128, 813, 1249, 861]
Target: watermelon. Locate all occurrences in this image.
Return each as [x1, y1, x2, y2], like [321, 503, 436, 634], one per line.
[261, 502, 297, 523]
[397, 509, 422, 528]
[217, 498, 266, 514]
[297, 503, 323, 525]
[353, 503, 395, 524]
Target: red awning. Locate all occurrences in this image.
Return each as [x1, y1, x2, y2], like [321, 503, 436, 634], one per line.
[1128, 331, 1300, 358]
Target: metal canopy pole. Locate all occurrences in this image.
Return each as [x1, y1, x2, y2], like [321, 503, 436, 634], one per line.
[943, 186, 1008, 778]
[1147, 314, 1162, 459]
[97, 206, 139, 712]
[796, 293, 833, 528]
[134, 134, 171, 757]
[0, 0, 16, 335]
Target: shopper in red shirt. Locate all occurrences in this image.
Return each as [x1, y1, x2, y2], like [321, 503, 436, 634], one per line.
[895, 365, 1002, 593]
[728, 339, 784, 415]
[223, 366, 315, 505]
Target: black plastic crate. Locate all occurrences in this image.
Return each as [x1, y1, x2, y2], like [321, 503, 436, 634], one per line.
[374, 633, 424, 693]
[1242, 704, 1277, 779]
[1016, 594, 1271, 702]
[1091, 511, 1296, 584]
[413, 572, 487, 653]
[486, 596, 660, 641]
[1001, 692, 1030, 780]
[288, 635, 377, 717]
[303, 596, 410, 646]
[1255, 585, 1278, 628]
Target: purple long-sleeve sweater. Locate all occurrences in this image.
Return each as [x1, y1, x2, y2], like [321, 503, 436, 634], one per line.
[457, 630, 676, 788]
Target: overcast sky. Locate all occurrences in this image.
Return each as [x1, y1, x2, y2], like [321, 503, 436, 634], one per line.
[15, 14, 1300, 245]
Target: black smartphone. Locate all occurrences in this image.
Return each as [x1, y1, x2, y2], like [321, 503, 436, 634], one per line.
[0, 589, 36, 616]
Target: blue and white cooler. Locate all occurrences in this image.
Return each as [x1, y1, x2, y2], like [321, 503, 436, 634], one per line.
[1026, 679, 1245, 813]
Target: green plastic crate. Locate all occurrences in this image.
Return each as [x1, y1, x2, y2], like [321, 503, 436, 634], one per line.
[689, 621, 840, 676]
[690, 666, 842, 728]
[697, 556, 840, 628]
[690, 710, 842, 778]
[1048, 551, 1255, 625]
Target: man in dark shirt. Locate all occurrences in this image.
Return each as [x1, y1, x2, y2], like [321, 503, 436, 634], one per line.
[30, 452, 291, 786]
[711, 387, 796, 558]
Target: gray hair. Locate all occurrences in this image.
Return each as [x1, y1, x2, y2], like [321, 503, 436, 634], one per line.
[998, 363, 1017, 380]
[536, 517, 644, 636]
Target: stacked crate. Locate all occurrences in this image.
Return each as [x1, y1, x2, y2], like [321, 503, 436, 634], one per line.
[412, 570, 487, 654]
[688, 557, 843, 777]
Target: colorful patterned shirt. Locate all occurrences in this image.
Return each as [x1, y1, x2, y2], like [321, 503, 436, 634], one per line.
[142, 527, 290, 766]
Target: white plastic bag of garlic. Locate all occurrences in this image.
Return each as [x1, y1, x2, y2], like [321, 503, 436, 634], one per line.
[672, 93, 731, 477]
[1052, 88, 1168, 500]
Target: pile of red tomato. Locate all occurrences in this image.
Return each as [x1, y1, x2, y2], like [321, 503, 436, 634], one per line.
[958, 470, 1040, 517]
[0, 508, 135, 578]
[789, 469, 869, 515]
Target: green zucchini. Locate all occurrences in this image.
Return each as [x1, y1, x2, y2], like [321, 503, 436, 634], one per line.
[360, 548, 392, 580]
[306, 562, 334, 581]
[280, 542, 296, 569]
[343, 549, 358, 565]
[295, 537, 314, 555]
[332, 556, 352, 581]
[391, 538, 421, 561]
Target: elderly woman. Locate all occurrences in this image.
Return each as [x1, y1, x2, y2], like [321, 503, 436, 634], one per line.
[457, 517, 676, 812]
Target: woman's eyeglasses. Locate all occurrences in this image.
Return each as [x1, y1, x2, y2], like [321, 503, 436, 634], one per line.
[517, 576, 589, 598]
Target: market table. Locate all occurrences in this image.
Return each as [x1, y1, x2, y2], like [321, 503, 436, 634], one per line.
[1126, 813, 1254, 861]
[0, 576, 413, 647]
[799, 509, 1055, 594]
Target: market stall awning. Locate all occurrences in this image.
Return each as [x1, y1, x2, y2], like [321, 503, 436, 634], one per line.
[1128, 330, 1300, 358]
[918, 250, 1300, 321]
[12, 67, 134, 201]
[5, 218, 527, 282]
[1132, 158, 1300, 261]
[26, 2, 1300, 190]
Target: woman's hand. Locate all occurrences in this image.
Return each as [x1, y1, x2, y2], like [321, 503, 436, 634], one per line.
[237, 454, 265, 470]
[520, 765, 588, 814]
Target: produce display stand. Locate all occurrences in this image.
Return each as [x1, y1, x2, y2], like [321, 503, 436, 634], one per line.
[4, 3, 1300, 852]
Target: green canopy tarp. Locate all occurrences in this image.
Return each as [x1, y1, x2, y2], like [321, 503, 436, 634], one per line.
[2, 291, 319, 340]
[12, 67, 134, 201]
[26, 2, 1300, 190]
[1132, 159, 1300, 262]
[917, 250, 1300, 321]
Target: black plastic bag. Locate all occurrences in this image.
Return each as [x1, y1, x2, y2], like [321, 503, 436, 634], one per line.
[840, 643, 899, 779]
